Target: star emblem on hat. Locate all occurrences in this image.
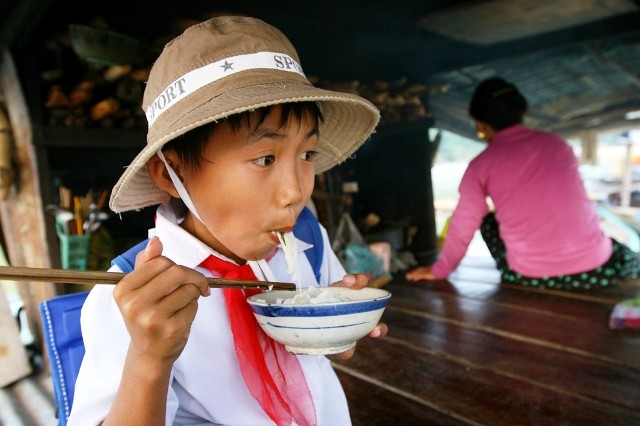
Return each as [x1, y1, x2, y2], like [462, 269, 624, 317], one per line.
[221, 61, 234, 72]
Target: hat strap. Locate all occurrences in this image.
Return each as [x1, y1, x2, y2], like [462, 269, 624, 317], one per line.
[157, 150, 204, 223]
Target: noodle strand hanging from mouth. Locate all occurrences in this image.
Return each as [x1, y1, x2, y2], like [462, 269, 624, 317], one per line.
[278, 231, 300, 284]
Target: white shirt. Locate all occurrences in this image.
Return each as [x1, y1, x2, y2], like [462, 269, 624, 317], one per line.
[69, 202, 351, 425]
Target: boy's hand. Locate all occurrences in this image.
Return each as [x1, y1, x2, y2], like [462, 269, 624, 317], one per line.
[113, 237, 210, 368]
[330, 273, 388, 360]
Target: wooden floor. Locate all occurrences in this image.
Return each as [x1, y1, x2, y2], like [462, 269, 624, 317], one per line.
[0, 372, 56, 425]
[332, 256, 640, 426]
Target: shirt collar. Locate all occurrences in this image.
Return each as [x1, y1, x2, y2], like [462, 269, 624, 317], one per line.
[491, 124, 526, 144]
[154, 201, 217, 269]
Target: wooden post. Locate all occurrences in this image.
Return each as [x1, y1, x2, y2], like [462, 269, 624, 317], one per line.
[0, 48, 56, 355]
[621, 137, 633, 208]
[579, 129, 598, 165]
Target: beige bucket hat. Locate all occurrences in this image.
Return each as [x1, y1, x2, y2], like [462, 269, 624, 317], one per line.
[109, 16, 380, 213]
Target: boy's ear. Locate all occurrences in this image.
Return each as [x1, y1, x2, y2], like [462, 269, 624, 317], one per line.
[146, 151, 182, 198]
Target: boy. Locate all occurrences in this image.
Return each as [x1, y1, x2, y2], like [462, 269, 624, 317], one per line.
[69, 16, 385, 426]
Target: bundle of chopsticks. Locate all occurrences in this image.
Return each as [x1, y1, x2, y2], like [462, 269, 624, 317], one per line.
[49, 186, 109, 236]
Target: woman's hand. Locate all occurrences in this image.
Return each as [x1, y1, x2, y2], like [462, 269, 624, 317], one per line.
[331, 273, 369, 290]
[330, 273, 389, 360]
[405, 266, 437, 281]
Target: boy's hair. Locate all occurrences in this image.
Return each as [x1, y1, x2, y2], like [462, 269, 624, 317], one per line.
[164, 102, 324, 172]
[468, 77, 528, 131]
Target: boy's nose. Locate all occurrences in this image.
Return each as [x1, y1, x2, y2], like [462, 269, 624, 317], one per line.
[276, 166, 304, 208]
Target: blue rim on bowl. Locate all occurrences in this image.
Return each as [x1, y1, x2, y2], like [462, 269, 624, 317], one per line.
[247, 287, 391, 315]
[249, 295, 390, 317]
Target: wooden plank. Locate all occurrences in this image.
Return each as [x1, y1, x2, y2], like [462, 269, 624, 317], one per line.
[0, 285, 31, 387]
[500, 281, 640, 304]
[449, 255, 640, 304]
[411, 277, 504, 300]
[378, 307, 640, 412]
[388, 281, 614, 324]
[448, 275, 638, 305]
[334, 337, 640, 425]
[387, 299, 640, 367]
[333, 367, 470, 426]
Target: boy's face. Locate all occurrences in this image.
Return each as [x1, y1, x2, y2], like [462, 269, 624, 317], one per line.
[178, 105, 318, 263]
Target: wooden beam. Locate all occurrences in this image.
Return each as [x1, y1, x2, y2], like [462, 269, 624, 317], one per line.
[0, 47, 56, 354]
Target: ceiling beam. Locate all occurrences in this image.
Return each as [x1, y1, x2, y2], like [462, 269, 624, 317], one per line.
[0, 0, 54, 51]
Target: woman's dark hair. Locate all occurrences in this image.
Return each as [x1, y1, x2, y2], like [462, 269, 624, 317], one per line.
[163, 101, 324, 171]
[468, 77, 528, 131]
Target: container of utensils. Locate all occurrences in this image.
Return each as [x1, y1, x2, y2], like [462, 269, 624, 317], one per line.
[49, 186, 109, 270]
[56, 220, 91, 270]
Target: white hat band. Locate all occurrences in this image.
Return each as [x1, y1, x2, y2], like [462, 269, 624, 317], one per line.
[145, 51, 306, 127]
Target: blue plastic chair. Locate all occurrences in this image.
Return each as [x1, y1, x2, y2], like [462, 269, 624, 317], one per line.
[39, 291, 89, 426]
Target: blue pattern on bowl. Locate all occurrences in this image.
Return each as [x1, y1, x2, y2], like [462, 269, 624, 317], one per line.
[250, 297, 390, 317]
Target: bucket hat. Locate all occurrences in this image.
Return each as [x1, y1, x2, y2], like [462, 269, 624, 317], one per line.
[110, 16, 380, 212]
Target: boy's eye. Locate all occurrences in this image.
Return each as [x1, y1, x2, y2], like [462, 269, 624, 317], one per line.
[302, 150, 318, 162]
[254, 155, 275, 167]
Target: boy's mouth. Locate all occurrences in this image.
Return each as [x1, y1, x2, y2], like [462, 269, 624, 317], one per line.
[271, 229, 289, 244]
[271, 227, 294, 244]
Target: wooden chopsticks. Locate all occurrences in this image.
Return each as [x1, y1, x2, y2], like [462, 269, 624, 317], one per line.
[0, 266, 295, 290]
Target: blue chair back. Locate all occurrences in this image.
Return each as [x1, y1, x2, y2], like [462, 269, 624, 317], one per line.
[39, 291, 89, 426]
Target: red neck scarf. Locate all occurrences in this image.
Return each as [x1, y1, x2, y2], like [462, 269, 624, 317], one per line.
[199, 255, 316, 426]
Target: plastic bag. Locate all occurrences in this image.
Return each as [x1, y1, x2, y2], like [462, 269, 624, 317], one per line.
[331, 212, 367, 252]
[332, 213, 389, 279]
[344, 244, 387, 277]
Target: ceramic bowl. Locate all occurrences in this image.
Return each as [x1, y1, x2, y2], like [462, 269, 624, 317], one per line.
[247, 286, 391, 355]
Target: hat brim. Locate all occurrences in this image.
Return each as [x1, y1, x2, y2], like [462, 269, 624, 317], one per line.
[109, 81, 379, 212]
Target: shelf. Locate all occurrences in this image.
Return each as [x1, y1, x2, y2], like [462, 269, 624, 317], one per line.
[374, 117, 434, 139]
[36, 126, 146, 149]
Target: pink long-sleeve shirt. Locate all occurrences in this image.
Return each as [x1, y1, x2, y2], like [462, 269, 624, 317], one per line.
[432, 125, 612, 279]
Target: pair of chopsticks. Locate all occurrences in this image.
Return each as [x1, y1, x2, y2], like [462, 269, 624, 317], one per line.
[0, 266, 295, 290]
